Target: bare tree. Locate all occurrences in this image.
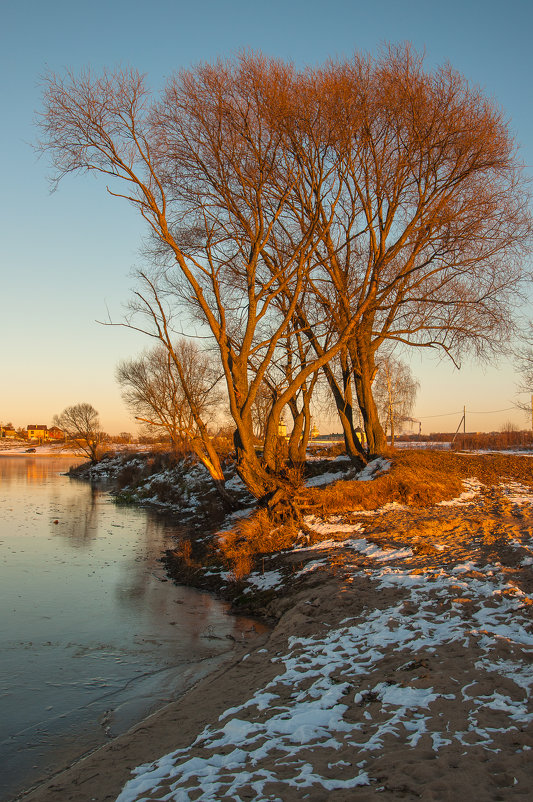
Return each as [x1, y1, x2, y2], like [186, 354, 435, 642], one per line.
[373, 356, 419, 446]
[501, 420, 519, 433]
[251, 382, 274, 442]
[54, 403, 102, 462]
[514, 321, 533, 424]
[117, 339, 227, 493]
[290, 46, 532, 455]
[39, 56, 371, 511]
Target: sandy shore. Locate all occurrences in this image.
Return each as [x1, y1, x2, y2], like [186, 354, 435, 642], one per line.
[18, 635, 271, 802]
[21, 475, 533, 801]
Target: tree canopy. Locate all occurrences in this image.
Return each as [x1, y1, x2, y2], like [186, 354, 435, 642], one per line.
[39, 46, 532, 505]
[54, 403, 102, 462]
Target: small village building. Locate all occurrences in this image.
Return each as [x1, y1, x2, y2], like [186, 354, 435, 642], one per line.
[27, 424, 49, 441]
[47, 426, 63, 440]
[0, 426, 17, 438]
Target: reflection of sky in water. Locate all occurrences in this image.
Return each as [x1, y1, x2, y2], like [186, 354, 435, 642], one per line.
[0, 457, 264, 801]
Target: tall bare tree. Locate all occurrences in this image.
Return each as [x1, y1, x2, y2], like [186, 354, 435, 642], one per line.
[54, 403, 102, 462]
[39, 56, 371, 509]
[39, 49, 532, 504]
[289, 46, 532, 454]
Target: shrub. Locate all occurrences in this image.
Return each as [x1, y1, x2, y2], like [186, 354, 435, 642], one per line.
[217, 508, 299, 578]
[116, 459, 144, 489]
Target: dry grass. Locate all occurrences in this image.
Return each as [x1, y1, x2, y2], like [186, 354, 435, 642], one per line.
[218, 509, 300, 579]
[217, 450, 533, 578]
[304, 450, 459, 514]
[305, 450, 533, 516]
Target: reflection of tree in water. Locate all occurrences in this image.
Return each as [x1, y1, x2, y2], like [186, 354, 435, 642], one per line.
[114, 514, 185, 608]
[50, 484, 101, 546]
[113, 514, 257, 644]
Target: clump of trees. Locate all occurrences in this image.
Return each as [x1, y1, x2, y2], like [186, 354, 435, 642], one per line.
[453, 427, 533, 451]
[54, 403, 102, 462]
[39, 46, 532, 510]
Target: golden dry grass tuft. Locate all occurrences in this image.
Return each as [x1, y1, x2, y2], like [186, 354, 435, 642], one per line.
[304, 451, 462, 514]
[218, 508, 299, 579]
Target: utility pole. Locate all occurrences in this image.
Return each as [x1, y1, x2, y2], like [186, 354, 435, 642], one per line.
[531, 394, 533, 433]
[451, 407, 466, 449]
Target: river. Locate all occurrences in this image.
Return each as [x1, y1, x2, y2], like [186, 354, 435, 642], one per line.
[0, 455, 264, 801]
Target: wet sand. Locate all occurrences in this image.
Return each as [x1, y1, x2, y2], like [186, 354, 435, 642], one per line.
[18, 633, 270, 801]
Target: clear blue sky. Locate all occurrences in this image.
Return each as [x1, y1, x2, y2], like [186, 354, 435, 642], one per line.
[1, 0, 532, 435]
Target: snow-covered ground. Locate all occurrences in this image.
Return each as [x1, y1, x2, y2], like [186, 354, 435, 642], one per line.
[115, 476, 533, 801]
[0, 442, 79, 455]
[0, 441, 154, 456]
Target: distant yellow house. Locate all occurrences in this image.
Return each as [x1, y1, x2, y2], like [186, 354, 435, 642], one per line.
[27, 424, 49, 441]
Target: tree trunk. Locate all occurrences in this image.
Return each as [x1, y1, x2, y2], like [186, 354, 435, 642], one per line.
[353, 365, 387, 454]
[287, 382, 315, 468]
[347, 328, 387, 455]
[296, 393, 312, 464]
[321, 362, 368, 465]
[190, 438, 234, 508]
[233, 408, 302, 519]
[233, 426, 278, 500]
[287, 400, 305, 467]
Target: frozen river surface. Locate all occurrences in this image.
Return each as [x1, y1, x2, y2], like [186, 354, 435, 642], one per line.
[0, 456, 262, 801]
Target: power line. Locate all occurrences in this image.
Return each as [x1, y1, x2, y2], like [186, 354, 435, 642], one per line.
[467, 407, 516, 414]
[418, 406, 516, 419]
[417, 410, 462, 419]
